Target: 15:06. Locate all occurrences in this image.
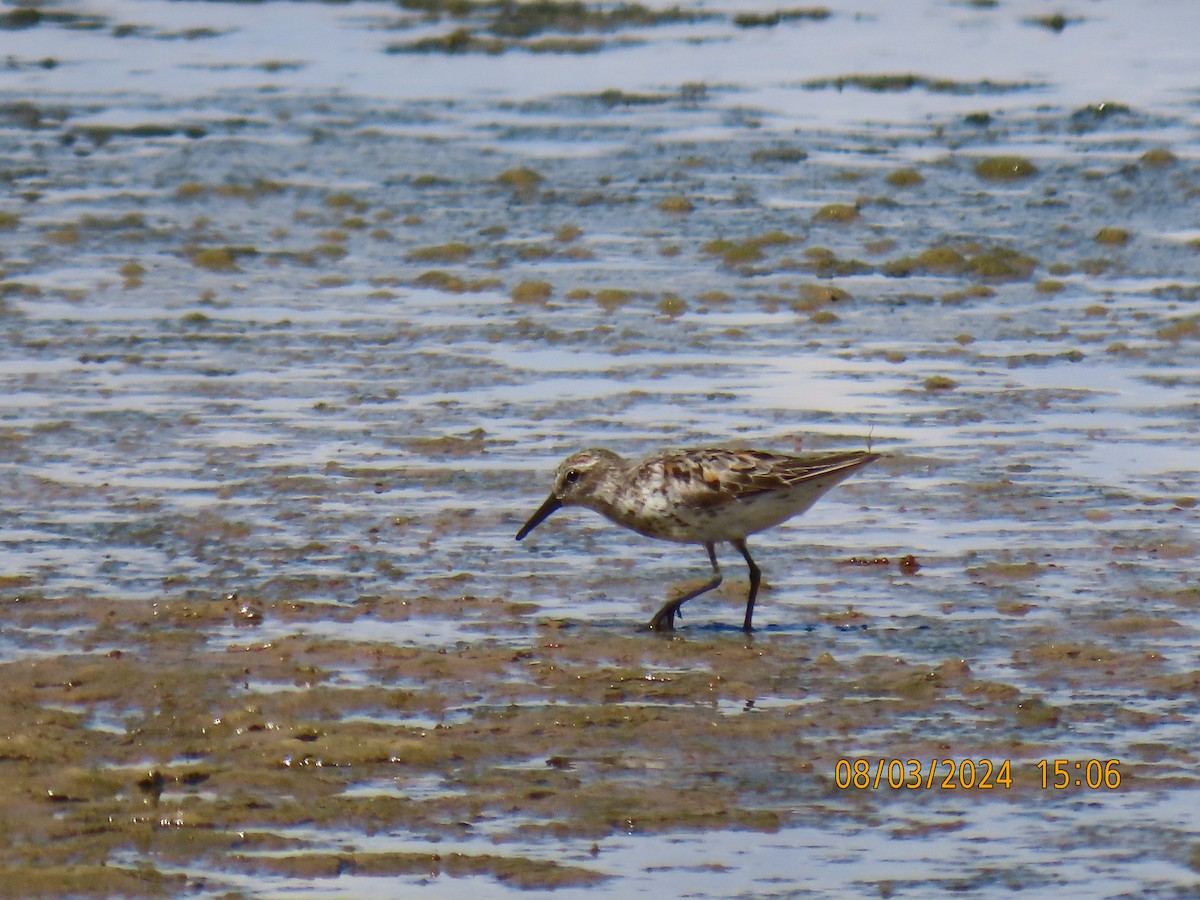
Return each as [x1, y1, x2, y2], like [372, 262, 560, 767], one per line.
[1036, 759, 1121, 789]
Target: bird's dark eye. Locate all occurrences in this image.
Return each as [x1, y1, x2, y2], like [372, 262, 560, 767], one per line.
[564, 469, 580, 485]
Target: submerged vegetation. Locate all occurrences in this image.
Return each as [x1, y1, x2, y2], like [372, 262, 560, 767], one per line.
[388, 0, 711, 53]
[803, 73, 1041, 94]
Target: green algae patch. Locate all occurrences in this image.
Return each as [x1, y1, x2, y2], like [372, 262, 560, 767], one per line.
[793, 283, 850, 310]
[74, 122, 198, 144]
[595, 88, 677, 106]
[512, 279, 553, 303]
[750, 230, 797, 248]
[807, 73, 919, 92]
[1077, 257, 1113, 275]
[1026, 12, 1078, 32]
[174, 179, 289, 202]
[496, 166, 544, 191]
[703, 231, 799, 268]
[408, 241, 475, 264]
[46, 226, 80, 245]
[514, 244, 553, 261]
[1140, 148, 1177, 167]
[974, 155, 1038, 180]
[2, 6, 108, 29]
[595, 287, 633, 311]
[750, 145, 807, 164]
[964, 246, 1038, 280]
[495, 166, 545, 201]
[923, 375, 958, 391]
[189, 247, 242, 272]
[805, 73, 1036, 95]
[733, 7, 829, 28]
[657, 294, 687, 317]
[324, 190, 364, 211]
[917, 247, 967, 273]
[885, 167, 924, 188]
[704, 239, 762, 267]
[884, 245, 968, 278]
[812, 203, 859, 224]
[488, 0, 704, 38]
[118, 261, 146, 287]
[1094, 226, 1131, 246]
[657, 194, 694, 214]
[1156, 316, 1200, 341]
[786, 245, 869, 277]
[415, 270, 501, 293]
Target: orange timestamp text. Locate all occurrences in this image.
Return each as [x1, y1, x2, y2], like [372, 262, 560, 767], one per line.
[835, 758, 1122, 790]
[1036, 758, 1121, 789]
[835, 758, 1013, 790]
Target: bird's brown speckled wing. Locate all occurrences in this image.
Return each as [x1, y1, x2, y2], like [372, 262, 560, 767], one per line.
[753, 450, 880, 493]
[655, 448, 879, 507]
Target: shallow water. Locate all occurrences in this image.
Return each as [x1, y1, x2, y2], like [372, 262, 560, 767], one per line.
[2, 0, 1200, 895]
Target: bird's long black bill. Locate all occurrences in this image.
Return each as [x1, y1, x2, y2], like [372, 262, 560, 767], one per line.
[515, 494, 562, 541]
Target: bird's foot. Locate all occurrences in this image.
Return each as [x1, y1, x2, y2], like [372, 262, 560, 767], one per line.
[647, 605, 679, 632]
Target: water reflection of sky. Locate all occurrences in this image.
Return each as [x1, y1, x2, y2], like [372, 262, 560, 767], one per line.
[11, 0, 1200, 132]
[3, 0, 1200, 896]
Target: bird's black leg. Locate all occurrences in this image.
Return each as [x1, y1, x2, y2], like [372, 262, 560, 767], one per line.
[649, 542, 721, 632]
[732, 538, 761, 631]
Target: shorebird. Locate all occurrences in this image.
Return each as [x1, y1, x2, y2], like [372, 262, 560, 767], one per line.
[515, 447, 880, 631]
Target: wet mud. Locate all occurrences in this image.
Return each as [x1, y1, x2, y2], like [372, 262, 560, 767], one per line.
[2, 0, 1200, 895]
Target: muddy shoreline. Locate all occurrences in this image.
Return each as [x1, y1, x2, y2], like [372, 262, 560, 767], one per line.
[3, 0, 1200, 894]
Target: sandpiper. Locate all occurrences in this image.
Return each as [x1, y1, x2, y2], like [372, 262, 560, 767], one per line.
[516, 447, 880, 631]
